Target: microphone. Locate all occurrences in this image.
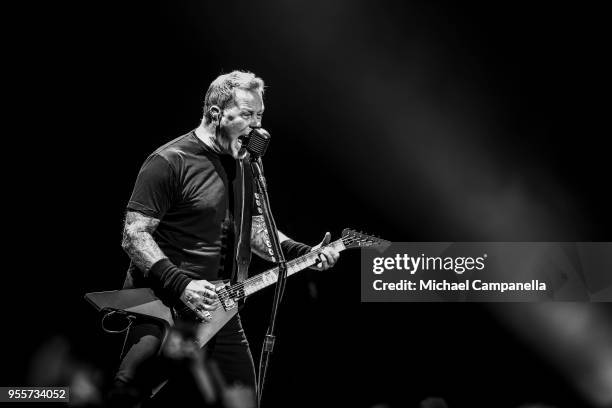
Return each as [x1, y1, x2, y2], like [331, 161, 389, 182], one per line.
[243, 128, 271, 158]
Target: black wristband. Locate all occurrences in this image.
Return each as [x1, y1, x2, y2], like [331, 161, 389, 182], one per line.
[281, 239, 312, 259]
[147, 258, 192, 304]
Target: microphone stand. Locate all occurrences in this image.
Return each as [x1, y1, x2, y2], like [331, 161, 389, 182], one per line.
[249, 156, 287, 407]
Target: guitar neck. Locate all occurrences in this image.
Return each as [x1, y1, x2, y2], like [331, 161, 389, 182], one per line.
[235, 239, 347, 297]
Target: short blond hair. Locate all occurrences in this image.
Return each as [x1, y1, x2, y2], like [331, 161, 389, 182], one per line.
[203, 70, 265, 123]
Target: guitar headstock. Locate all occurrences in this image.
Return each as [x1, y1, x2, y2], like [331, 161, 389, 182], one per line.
[341, 229, 391, 251]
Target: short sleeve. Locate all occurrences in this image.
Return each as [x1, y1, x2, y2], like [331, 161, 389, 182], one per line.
[127, 154, 177, 219]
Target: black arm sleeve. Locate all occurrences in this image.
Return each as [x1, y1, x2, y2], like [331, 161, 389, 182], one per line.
[148, 258, 192, 304]
[281, 239, 312, 259]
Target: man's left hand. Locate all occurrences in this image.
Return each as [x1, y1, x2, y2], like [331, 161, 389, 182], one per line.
[310, 232, 340, 271]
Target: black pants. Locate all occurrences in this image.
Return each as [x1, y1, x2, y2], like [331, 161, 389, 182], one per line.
[108, 313, 256, 407]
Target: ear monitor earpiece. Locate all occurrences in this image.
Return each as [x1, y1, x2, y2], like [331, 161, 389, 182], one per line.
[209, 109, 220, 123]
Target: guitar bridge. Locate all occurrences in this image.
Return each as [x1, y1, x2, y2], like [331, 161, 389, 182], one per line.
[216, 285, 238, 311]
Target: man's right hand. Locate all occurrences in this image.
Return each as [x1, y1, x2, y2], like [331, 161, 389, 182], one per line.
[180, 280, 219, 322]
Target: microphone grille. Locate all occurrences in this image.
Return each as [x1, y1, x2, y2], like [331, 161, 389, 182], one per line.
[246, 129, 271, 157]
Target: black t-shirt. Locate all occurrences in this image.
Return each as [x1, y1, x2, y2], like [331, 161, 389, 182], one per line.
[124, 131, 249, 288]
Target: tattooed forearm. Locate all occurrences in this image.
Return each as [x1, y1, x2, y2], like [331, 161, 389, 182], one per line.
[251, 215, 273, 261]
[122, 211, 166, 272]
[250, 215, 290, 261]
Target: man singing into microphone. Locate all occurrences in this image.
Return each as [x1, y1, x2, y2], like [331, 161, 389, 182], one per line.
[108, 70, 340, 406]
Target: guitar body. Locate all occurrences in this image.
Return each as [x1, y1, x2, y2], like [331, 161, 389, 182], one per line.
[85, 230, 387, 399]
[85, 230, 388, 349]
[85, 281, 238, 348]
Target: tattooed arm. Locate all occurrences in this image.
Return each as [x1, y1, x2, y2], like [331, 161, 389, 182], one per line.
[122, 210, 218, 318]
[250, 215, 340, 270]
[250, 215, 289, 262]
[121, 211, 166, 271]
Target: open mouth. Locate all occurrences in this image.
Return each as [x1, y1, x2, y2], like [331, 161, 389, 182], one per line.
[237, 134, 250, 145]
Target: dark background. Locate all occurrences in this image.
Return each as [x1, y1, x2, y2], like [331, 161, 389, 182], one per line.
[3, 1, 609, 407]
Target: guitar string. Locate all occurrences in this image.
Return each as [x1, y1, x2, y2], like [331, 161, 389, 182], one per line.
[193, 236, 380, 311]
[220, 236, 386, 301]
[192, 239, 349, 311]
[218, 237, 359, 301]
[185, 236, 370, 312]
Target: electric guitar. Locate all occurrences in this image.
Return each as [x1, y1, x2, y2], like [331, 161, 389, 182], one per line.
[85, 229, 389, 348]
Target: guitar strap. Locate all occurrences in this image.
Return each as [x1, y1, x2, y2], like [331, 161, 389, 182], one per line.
[232, 158, 253, 283]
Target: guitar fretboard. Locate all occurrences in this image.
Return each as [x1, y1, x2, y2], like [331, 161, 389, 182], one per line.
[231, 239, 346, 298]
